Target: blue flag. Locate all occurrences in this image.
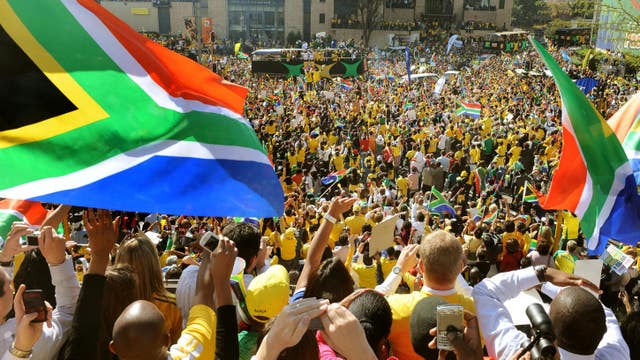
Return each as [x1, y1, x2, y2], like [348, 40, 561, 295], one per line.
[575, 77, 598, 95]
[405, 46, 411, 84]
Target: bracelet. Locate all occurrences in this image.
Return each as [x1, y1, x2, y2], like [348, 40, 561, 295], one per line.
[0, 258, 13, 267]
[534, 265, 548, 283]
[324, 213, 337, 224]
[10, 342, 32, 358]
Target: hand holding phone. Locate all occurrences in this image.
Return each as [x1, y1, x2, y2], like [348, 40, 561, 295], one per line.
[22, 289, 47, 323]
[436, 304, 464, 350]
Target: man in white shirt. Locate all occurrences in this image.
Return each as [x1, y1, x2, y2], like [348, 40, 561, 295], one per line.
[473, 265, 630, 360]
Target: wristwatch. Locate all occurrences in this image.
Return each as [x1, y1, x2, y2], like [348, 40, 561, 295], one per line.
[324, 213, 337, 224]
[392, 265, 402, 275]
[534, 265, 548, 283]
[9, 342, 32, 358]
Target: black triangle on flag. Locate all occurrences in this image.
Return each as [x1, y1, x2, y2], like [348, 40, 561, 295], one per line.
[0, 25, 77, 131]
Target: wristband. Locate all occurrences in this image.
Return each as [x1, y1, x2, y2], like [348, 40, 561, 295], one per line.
[10, 343, 32, 358]
[534, 265, 548, 283]
[324, 213, 337, 224]
[0, 259, 13, 267]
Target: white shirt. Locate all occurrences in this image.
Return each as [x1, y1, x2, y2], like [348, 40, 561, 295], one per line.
[472, 267, 630, 360]
[0, 256, 80, 360]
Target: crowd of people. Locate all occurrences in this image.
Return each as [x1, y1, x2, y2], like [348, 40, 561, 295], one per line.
[1, 26, 639, 360]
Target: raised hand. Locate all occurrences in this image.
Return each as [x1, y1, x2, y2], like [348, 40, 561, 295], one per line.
[256, 298, 329, 360]
[83, 209, 119, 257]
[0, 222, 36, 263]
[37, 226, 66, 266]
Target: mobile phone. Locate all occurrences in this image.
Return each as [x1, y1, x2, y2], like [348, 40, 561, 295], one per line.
[436, 304, 464, 350]
[23, 289, 47, 323]
[26, 232, 40, 247]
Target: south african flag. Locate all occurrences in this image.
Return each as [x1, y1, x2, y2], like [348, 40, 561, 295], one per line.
[0, 0, 284, 217]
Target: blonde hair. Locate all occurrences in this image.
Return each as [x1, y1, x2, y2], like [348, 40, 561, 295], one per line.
[419, 230, 463, 286]
[115, 237, 168, 300]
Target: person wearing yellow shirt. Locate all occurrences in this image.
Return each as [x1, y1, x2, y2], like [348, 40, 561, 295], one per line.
[470, 145, 481, 167]
[559, 211, 580, 250]
[296, 147, 306, 163]
[287, 151, 297, 170]
[552, 240, 579, 274]
[386, 231, 475, 360]
[332, 151, 345, 172]
[396, 175, 408, 198]
[308, 135, 319, 154]
[344, 206, 367, 235]
[495, 142, 507, 167]
[379, 249, 398, 278]
[351, 242, 377, 289]
[508, 144, 522, 167]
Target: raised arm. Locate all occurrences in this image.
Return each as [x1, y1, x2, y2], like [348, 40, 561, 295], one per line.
[295, 197, 357, 292]
[64, 209, 119, 360]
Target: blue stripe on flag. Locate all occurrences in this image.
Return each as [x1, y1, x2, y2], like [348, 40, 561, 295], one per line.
[589, 174, 640, 255]
[27, 157, 284, 217]
[431, 204, 456, 217]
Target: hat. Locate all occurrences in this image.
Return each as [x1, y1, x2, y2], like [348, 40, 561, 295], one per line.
[245, 265, 290, 323]
[410, 296, 447, 358]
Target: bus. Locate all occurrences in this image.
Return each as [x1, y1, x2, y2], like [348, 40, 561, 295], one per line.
[250, 48, 365, 77]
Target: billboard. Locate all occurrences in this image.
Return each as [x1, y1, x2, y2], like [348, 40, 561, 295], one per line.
[597, 0, 640, 55]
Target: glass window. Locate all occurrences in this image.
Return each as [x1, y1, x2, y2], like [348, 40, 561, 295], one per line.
[319, 13, 325, 24]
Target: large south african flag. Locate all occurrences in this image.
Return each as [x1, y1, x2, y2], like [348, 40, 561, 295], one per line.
[531, 39, 640, 255]
[0, 0, 284, 217]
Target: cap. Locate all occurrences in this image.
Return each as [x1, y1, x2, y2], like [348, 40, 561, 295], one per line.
[245, 265, 290, 323]
[410, 296, 448, 358]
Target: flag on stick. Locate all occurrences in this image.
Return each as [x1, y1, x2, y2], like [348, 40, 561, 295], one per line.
[428, 187, 456, 217]
[531, 38, 640, 255]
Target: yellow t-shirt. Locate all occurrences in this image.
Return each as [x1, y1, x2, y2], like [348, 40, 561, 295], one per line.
[345, 215, 367, 235]
[561, 211, 580, 240]
[380, 257, 397, 278]
[169, 304, 216, 360]
[387, 290, 476, 360]
[396, 177, 408, 197]
[351, 262, 377, 289]
[154, 292, 184, 344]
[280, 233, 298, 261]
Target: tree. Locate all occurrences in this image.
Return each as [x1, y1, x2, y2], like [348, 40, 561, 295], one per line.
[356, 0, 383, 47]
[512, 0, 551, 28]
[286, 31, 302, 47]
[570, 0, 594, 19]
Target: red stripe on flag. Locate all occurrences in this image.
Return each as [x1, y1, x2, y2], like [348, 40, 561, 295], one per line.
[0, 199, 48, 225]
[461, 102, 481, 110]
[78, 0, 248, 115]
[538, 128, 586, 211]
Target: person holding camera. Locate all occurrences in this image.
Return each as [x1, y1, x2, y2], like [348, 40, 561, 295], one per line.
[472, 265, 630, 359]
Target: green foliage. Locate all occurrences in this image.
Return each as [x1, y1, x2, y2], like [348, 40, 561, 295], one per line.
[286, 31, 302, 47]
[570, 0, 594, 19]
[513, 0, 551, 28]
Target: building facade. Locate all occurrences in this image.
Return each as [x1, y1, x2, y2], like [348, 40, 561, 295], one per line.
[99, 0, 513, 47]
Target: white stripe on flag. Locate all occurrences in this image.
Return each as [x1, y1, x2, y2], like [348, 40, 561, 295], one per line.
[0, 140, 271, 200]
[561, 106, 593, 220]
[63, 0, 251, 128]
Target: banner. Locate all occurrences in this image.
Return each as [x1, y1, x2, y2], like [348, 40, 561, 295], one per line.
[201, 17, 213, 44]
